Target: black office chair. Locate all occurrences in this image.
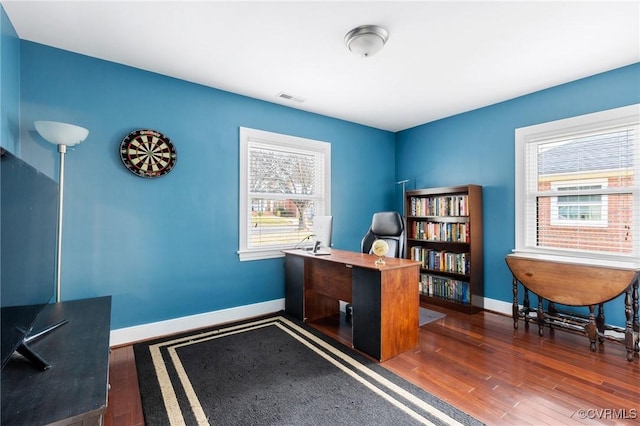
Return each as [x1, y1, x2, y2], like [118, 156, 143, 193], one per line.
[346, 211, 406, 322]
[360, 211, 406, 258]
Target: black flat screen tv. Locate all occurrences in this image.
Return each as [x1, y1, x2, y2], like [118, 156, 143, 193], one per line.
[1, 149, 59, 370]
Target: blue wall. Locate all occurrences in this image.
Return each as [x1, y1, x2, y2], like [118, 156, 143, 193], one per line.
[396, 63, 640, 325]
[0, 4, 20, 154]
[15, 40, 396, 329]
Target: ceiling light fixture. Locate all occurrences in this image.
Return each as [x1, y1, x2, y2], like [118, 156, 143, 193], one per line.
[344, 25, 389, 58]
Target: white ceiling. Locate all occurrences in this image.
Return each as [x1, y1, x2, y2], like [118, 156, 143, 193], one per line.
[3, 1, 639, 132]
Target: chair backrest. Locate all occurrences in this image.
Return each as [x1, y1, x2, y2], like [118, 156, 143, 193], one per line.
[361, 211, 405, 258]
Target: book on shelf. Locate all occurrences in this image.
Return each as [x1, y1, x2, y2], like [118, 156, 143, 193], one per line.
[419, 273, 470, 304]
[411, 221, 470, 243]
[410, 247, 470, 275]
[410, 194, 469, 217]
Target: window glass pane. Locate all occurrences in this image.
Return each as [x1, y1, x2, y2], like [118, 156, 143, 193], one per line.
[558, 204, 602, 221]
[249, 146, 320, 196]
[537, 129, 634, 178]
[247, 145, 324, 249]
[249, 198, 317, 248]
[537, 193, 633, 254]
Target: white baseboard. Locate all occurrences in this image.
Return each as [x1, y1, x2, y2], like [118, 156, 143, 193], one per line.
[110, 296, 514, 347]
[481, 297, 513, 316]
[109, 299, 285, 347]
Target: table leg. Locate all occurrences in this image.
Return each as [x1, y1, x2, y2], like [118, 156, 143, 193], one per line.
[523, 287, 530, 330]
[512, 277, 519, 329]
[633, 277, 639, 355]
[537, 295, 544, 337]
[624, 283, 634, 361]
[596, 304, 605, 344]
[547, 301, 556, 336]
[588, 305, 597, 352]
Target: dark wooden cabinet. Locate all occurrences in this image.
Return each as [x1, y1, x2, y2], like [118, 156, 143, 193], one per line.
[405, 185, 484, 313]
[1, 296, 112, 426]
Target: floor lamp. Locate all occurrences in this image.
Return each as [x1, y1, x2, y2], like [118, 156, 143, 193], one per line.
[396, 179, 409, 217]
[34, 121, 89, 303]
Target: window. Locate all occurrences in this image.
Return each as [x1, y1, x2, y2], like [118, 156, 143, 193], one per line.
[515, 104, 640, 267]
[238, 127, 331, 261]
[550, 180, 607, 227]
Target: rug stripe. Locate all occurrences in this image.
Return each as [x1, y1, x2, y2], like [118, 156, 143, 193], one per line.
[148, 343, 187, 426]
[272, 322, 432, 425]
[167, 346, 209, 425]
[145, 315, 471, 426]
[170, 320, 434, 424]
[147, 318, 290, 425]
[275, 317, 465, 426]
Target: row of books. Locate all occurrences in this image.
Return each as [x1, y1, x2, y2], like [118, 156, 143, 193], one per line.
[419, 274, 470, 303]
[410, 195, 469, 217]
[411, 221, 470, 243]
[410, 247, 470, 275]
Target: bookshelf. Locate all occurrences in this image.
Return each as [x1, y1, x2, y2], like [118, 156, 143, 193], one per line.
[405, 185, 483, 313]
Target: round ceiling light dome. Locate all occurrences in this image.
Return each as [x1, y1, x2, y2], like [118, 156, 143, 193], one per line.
[344, 25, 389, 58]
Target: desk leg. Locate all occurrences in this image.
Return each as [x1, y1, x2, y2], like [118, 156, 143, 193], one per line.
[352, 267, 382, 360]
[284, 255, 305, 321]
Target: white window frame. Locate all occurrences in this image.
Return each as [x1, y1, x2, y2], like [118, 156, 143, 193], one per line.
[550, 179, 608, 227]
[514, 104, 640, 268]
[238, 127, 331, 261]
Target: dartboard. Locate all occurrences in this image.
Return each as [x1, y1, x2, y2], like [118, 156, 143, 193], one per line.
[119, 129, 177, 178]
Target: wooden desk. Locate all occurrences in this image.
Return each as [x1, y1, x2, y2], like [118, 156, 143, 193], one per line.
[283, 249, 420, 361]
[1, 296, 112, 425]
[506, 254, 639, 361]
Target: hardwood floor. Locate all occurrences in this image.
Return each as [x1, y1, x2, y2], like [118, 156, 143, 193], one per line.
[104, 307, 640, 425]
[105, 342, 144, 426]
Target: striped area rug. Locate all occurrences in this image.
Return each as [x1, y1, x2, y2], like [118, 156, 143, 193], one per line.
[134, 313, 483, 426]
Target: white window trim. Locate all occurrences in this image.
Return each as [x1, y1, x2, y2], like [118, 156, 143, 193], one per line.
[514, 103, 640, 268]
[238, 127, 331, 261]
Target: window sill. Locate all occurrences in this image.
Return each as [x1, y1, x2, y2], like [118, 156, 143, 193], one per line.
[237, 248, 286, 262]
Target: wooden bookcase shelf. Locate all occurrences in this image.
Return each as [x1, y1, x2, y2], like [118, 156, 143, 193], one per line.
[405, 185, 483, 313]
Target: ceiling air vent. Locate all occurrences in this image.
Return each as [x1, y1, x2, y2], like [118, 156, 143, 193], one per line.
[276, 92, 305, 103]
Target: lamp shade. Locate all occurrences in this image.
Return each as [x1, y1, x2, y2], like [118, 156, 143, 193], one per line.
[35, 121, 89, 146]
[345, 25, 389, 57]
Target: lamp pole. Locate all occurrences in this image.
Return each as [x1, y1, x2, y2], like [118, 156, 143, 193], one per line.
[54, 144, 67, 303]
[396, 179, 410, 217]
